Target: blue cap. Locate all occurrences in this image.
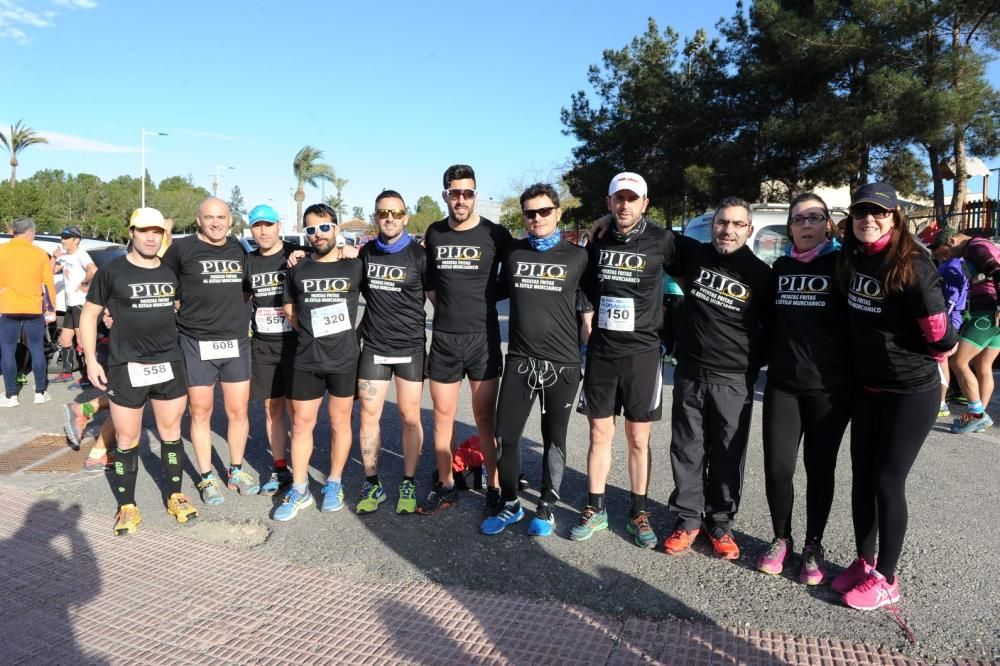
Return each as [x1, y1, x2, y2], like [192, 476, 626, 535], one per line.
[850, 182, 898, 210]
[249, 204, 280, 225]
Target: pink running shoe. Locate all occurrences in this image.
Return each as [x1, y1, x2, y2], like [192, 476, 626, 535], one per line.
[799, 542, 826, 586]
[757, 537, 791, 575]
[843, 570, 901, 610]
[831, 556, 874, 594]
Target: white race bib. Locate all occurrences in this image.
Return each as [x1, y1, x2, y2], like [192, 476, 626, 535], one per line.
[198, 339, 239, 360]
[311, 301, 350, 338]
[374, 354, 412, 365]
[127, 361, 174, 388]
[598, 296, 635, 332]
[255, 306, 292, 334]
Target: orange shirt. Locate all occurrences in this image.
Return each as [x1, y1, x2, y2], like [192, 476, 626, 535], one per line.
[0, 237, 57, 315]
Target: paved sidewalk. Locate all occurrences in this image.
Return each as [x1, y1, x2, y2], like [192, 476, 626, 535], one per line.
[0, 485, 937, 665]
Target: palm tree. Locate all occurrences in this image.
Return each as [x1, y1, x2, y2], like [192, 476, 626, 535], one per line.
[0, 119, 48, 189]
[292, 145, 335, 228]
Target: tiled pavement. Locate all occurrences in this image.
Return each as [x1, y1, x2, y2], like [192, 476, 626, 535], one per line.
[0, 485, 945, 665]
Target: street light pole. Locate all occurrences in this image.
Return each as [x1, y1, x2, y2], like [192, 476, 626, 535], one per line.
[140, 129, 167, 208]
[214, 164, 235, 198]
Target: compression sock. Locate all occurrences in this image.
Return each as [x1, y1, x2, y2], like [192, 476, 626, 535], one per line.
[588, 493, 605, 512]
[161, 439, 185, 496]
[113, 446, 139, 507]
[630, 492, 647, 517]
[274, 458, 287, 470]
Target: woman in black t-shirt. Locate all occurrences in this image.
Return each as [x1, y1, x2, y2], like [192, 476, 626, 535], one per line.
[759, 193, 850, 586]
[832, 182, 957, 611]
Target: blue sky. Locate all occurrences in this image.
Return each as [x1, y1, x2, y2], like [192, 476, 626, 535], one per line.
[3, 1, 999, 228]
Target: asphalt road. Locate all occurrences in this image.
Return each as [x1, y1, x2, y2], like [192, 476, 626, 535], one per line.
[1, 301, 997, 663]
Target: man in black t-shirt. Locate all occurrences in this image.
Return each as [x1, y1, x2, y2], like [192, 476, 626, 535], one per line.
[80, 207, 197, 535]
[571, 172, 676, 549]
[480, 183, 588, 537]
[273, 204, 363, 522]
[244, 204, 298, 496]
[418, 165, 514, 517]
[356, 190, 428, 515]
[162, 197, 258, 506]
[664, 196, 773, 560]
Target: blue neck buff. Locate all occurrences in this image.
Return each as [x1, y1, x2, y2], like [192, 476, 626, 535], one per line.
[375, 229, 411, 254]
[528, 229, 561, 252]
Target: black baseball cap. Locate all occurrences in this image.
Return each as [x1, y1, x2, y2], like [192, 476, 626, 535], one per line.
[60, 226, 82, 239]
[850, 182, 898, 211]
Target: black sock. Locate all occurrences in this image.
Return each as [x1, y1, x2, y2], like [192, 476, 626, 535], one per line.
[77, 350, 88, 380]
[403, 475, 414, 483]
[59, 347, 72, 374]
[161, 439, 184, 496]
[201, 470, 215, 481]
[629, 492, 646, 517]
[366, 474, 380, 486]
[588, 493, 605, 512]
[229, 463, 242, 473]
[113, 446, 139, 507]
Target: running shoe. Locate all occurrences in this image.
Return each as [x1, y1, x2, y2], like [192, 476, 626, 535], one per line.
[15, 372, 27, 385]
[83, 448, 111, 472]
[843, 570, 901, 610]
[625, 511, 657, 549]
[799, 542, 827, 586]
[356, 481, 386, 514]
[569, 506, 608, 541]
[63, 403, 90, 450]
[51, 372, 73, 384]
[396, 480, 417, 514]
[0, 395, 20, 408]
[663, 527, 699, 555]
[527, 502, 555, 537]
[757, 537, 791, 575]
[273, 487, 314, 522]
[708, 529, 740, 560]
[483, 487, 503, 516]
[259, 467, 292, 496]
[320, 480, 344, 512]
[166, 493, 199, 523]
[67, 380, 92, 391]
[937, 402, 951, 418]
[831, 557, 875, 594]
[113, 504, 141, 536]
[951, 411, 993, 434]
[417, 483, 458, 515]
[197, 476, 226, 506]
[33, 391, 51, 405]
[227, 468, 260, 495]
[480, 503, 525, 535]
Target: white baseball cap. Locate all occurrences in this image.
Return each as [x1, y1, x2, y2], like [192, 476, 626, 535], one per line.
[129, 207, 167, 230]
[608, 172, 648, 198]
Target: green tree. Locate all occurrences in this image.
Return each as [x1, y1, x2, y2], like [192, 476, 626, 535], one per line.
[408, 195, 444, 234]
[0, 120, 48, 189]
[351, 205, 364, 221]
[229, 185, 247, 234]
[292, 146, 335, 229]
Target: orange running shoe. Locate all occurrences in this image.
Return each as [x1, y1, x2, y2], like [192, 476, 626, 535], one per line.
[663, 527, 700, 554]
[709, 530, 740, 560]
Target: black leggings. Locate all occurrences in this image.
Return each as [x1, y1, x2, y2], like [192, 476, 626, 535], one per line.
[495, 356, 581, 503]
[761, 383, 850, 543]
[850, 386, 938, 578]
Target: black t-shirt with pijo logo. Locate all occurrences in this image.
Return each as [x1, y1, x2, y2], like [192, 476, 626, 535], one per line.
[424, 217, 513, 334]
[359, 240, 428, 355]
[283, 256, 363, 374]
[244, 241, 299, 342]
[502, 238, 588, 365]
[582, 219, 676, 358]
[670, 236, 774, 382]
[161, 235, 248, 340]
[86, 256, 181, 367]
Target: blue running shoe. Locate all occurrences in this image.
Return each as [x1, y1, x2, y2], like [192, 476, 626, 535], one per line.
[480, 503, 524, 535]
[527, 502, 555, 537]
[273, 487, 314, 522]
[321, 480, 344, 512]
[952, 412, 993, 434]
[259, 467, 292, 496]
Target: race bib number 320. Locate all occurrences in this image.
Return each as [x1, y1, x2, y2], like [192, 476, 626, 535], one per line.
[598, 296, 635, 331]
[311, 301, 350, 337]
[255, 307, 292, 334]
[127, 362, 174, 388]
[199, 339, 239, 361]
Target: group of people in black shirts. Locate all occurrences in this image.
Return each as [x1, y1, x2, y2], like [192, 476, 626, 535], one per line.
[73, 164, 958, 616]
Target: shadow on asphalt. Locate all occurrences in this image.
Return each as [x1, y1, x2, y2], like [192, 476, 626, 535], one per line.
[0, 500, 108, 664]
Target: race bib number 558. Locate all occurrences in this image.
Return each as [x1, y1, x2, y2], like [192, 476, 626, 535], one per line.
[127, 362, 174, 388]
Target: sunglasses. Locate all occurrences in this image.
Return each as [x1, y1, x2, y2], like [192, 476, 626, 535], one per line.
[375, 208, 406, 220]
[305, 223, 334, 235]
[790, 214, 828, 226]
[445, 189, 477, 201]
[523, 206, 557, 220]
[851, 205, 893, 220]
